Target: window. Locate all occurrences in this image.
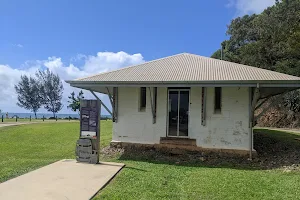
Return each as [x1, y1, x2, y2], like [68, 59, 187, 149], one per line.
[139, 87, 146, 111]
[214, 87, 222, 113]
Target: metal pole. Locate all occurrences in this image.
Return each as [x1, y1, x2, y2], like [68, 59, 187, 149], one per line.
[221, 45, 223, 60]
[249, 122, 253, 160]
[249, 86, 260, 160]
[249, 87, 253, 160]
[177, 91, 180, 136]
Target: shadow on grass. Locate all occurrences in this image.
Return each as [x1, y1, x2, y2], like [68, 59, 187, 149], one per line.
[106, 129, 300, 171]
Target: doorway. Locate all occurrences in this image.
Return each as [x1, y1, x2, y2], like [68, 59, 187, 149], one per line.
[167, 89, 190, 137]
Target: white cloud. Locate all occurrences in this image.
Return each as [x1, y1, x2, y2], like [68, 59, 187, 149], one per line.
[228, 0, 276, 15]
[83, 51, 144, 73]
[12, 44, 24, 48]
[0, 64, 39, 103]
[0, 51, 145, 115]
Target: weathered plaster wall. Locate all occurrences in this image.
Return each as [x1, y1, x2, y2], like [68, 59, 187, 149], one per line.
[112, 87, 250, 150]
[190, 87, 250, 150]
[112, 87, 167, 144]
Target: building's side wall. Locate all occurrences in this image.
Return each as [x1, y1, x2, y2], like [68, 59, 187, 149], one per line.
[113, 87, 250, 150]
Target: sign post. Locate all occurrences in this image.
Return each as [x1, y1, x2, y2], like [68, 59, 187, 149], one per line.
[76, 99, 100, 164]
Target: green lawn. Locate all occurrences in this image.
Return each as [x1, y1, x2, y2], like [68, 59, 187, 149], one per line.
[0, 121, 111, 182]
[1, 122, 300, 200]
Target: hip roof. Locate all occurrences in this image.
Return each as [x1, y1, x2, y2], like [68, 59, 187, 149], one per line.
[67, 53, 300, 84]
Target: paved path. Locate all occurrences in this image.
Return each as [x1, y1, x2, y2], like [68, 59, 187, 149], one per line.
[256, 127, 300, 134]
[0, 159, 124, 200]
[0, 121, 78, 128]
[0, 122, 37, 128]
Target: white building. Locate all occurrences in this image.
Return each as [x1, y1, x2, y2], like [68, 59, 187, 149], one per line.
[67, 53, 300, 158]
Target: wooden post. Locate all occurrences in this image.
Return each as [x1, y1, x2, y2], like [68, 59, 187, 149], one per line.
[201, 87, 207, 126]
[148, 87, 157, 124]
[90, 91, 112, 116]
[112, 87, 118, 122]
[106, 87, 113, 107]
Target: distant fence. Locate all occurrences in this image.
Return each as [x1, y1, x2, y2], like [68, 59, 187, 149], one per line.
[1, 115, 111, 122]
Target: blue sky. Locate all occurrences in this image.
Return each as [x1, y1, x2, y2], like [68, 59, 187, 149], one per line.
[0, 0, 275, 114]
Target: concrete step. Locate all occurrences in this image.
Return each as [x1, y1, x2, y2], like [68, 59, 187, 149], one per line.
[160, 137, 196, 146]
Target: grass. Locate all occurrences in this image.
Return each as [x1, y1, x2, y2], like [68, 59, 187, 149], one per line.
[1, 122, 300, 199]
[0, 121, 112, 182]
[97, 163, 300, 200]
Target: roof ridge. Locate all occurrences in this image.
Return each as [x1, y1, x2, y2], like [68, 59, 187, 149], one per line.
[75, 52, 186, 81]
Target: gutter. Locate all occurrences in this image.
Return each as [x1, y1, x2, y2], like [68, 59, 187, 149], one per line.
[65, 80, 300, 88]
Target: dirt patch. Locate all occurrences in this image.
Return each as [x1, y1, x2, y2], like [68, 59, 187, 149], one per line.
[254, 130, 300, 170]
[100, 131, 300, 171]
[257, 102, 300, 129]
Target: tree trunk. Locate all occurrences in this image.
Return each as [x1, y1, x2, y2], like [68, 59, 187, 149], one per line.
[34, 112, 37, 119]
[53, 112, 56, 118]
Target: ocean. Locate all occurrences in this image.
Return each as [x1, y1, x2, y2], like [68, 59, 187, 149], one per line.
[0, 112, 112, 119]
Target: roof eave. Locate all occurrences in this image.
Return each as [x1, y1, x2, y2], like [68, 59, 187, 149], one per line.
[66, 80, 300, 88]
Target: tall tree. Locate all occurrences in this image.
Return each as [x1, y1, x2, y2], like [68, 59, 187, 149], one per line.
[212, 0, 300, 125]
[14, 75, 43, 118]
[67, 90, 84, 113]
[36, 69, 64, 117]
[212, 0, 300, 76]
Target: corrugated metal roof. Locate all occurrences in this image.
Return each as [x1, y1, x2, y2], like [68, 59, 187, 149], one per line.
[72, 53, 300, 83]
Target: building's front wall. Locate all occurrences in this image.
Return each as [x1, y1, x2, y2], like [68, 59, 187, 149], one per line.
[189, 87, 250, 150]
[112, 87, 168, 144]
[113, 86, 250, 151]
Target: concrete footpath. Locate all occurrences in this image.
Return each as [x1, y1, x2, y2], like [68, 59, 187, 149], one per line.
[0, 122, 37, 128]
[0, 159, 125, 200]
[256, 127, 300, 134]
[0, 121, 77, 128]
